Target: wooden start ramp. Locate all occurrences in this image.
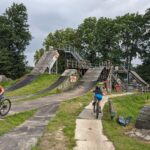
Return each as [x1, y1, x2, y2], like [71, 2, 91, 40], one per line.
[31, 50, 59, 75]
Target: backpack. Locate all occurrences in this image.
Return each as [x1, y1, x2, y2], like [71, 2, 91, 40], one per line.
[95, 93, 103, 100]
[117, 116, 132, 126]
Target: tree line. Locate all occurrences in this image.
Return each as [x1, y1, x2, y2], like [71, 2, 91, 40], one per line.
[0, 3, 149, 82]
[0, 3, 31, 79]
[35, 9, 150, 83]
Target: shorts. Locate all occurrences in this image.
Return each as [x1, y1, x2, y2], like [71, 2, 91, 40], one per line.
[95, 93, 103, 101]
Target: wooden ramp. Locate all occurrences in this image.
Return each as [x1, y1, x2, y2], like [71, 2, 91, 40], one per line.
[31, 50, 59, 75]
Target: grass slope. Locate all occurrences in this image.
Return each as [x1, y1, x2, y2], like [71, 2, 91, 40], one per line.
[14, 88, 63, 103]
[103, 93, 150, 150]
[0, 110, 35, 136]
[0, 79, 18, 88]
[33, 92, 92, 150]
[6, 74, 59, 97]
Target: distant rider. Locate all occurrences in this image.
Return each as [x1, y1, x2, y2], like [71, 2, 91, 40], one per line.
[0, 86, 4, 100]
[93, 86, 103, 112]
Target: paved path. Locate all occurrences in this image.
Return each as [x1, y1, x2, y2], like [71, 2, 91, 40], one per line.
[0, 81, 95, 150]
[74, 96, 115, 150]
[0, 102, 59, 150]
[74, 93, 133, 150]
[9, 81, 94, 115]
[0, 68, 104, 149]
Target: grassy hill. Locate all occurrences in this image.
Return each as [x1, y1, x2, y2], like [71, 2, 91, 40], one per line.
[103, 93, 150, 150]
[6, 74, 60, 97]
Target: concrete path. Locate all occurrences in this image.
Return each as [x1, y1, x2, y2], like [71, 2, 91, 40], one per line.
[0, 81, 96, 150]
[0, 89, 132, 150]
[74, 93, 133, 150]
[74, 96, 115, 150]
[0, 68, 104, 149]
[0, 102, 59, 150]
[74, 119, 114, 150]
[9, 81, 93, 115]
[8, 67, 103, 115]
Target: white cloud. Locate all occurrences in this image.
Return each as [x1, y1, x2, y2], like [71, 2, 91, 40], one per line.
[0, 0, 150, 66]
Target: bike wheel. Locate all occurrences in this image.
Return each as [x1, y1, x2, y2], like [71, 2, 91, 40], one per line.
[0, 99, 11, 116]
[93, 102, 96, 113]
[96, 103, 99, 119]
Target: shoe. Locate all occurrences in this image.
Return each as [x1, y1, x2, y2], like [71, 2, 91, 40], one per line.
[92, 102, 95, 106]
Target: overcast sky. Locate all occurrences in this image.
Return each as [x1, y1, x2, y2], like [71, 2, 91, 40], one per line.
[1, 0, 150, 66]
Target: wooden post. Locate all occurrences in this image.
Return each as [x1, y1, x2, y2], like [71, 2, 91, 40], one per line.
[49, 66, 51, 74]
[56, 60, 58, 74]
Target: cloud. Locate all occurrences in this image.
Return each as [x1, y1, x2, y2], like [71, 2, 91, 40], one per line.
[0, 0, 150, 66]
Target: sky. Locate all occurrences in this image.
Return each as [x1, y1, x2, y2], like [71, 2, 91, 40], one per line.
[0, 0, 150, 66]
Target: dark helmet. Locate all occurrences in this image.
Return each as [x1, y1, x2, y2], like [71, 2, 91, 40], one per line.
[95, 86, 102, 94]
[95, 86, 100, 90]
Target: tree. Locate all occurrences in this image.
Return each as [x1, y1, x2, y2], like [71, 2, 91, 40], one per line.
[136, 53, 150, 83]
[34, 48, 45, 65]
[0, 16, 12, 49]
[36, 9, 150, 71]
[0, 3, 31, 79]
[136, 9, 150, 83]
[76, 17, 97, 63]
[142, 8, 150, 56]
[115, 13, 146, 68]
[0, 16, 12, 77]
[95, 17, 122, 64]
[44, 28, 76, 50]
[0, 48, 12, 77]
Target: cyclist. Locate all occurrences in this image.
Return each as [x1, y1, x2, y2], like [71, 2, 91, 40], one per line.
[93, 86, 103, 112]
[0, 85, 4, 100]
[0, 85, 11, 116]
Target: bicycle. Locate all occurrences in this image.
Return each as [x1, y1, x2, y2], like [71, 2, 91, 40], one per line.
[93, 99, 101, 119]
[0, 96, 11, 116]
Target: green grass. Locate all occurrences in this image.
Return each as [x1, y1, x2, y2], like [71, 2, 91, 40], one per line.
[11, 77, 76, 103]
[0, 110, 35, 136]
[6, 74, 59, 97]
[102, 93, 150, 150]
[0, 79, 19, 88]
[12, 87, 63, 103]
[33, 92, 92, 150]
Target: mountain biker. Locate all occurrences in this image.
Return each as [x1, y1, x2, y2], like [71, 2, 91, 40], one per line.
[0, 86, 4, 100]
[93, 86, 103, 112]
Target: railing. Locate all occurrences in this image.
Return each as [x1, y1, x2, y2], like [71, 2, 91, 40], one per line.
[90, 61, 112, 68]
[66, 60, 90, 69]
